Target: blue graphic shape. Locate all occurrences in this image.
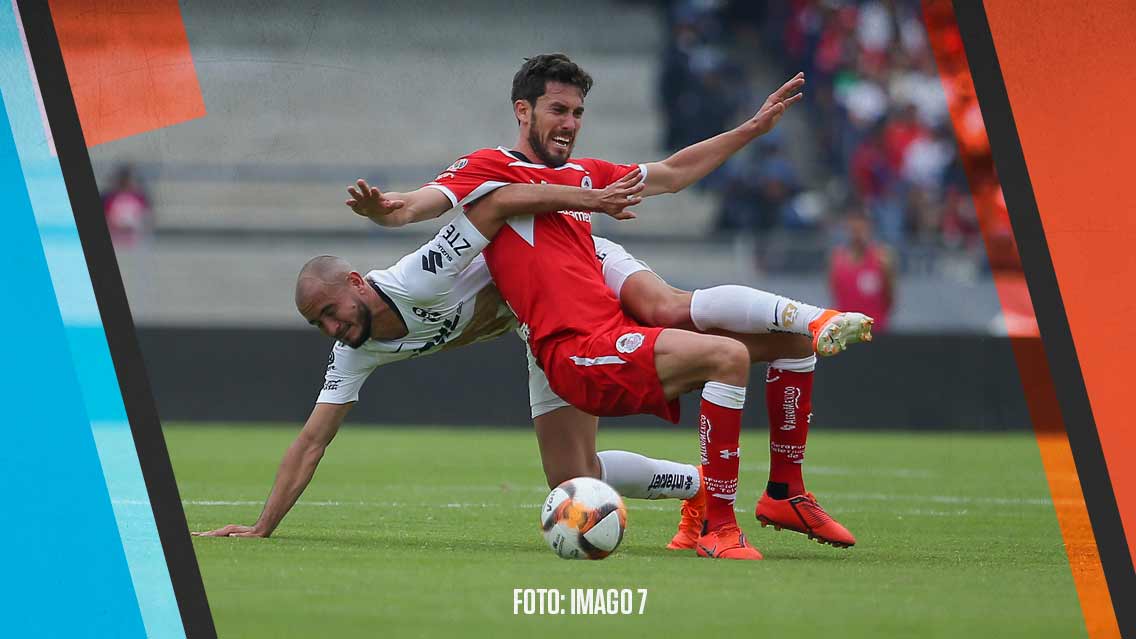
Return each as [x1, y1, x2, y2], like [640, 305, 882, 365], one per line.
[0, 4, 186, 637]
[0, 88, 147, 638]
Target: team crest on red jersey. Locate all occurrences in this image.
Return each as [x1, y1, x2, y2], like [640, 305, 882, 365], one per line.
[615, 332, 644, 353]
[581, 175, 592, 189]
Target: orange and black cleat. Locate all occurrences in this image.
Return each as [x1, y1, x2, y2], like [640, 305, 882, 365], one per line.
[755, 491, 856, 548]
[695, 524, 763, 560]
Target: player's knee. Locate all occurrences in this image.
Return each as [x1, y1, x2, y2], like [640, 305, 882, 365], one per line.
[710, 337, 751, 384]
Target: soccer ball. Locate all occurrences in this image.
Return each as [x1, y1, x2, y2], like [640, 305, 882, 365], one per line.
[540, 477, 627, 560]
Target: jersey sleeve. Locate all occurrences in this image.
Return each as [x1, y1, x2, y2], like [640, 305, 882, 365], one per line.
[386, 212, 492, 302]
[587, 158, 647, 190]
[423, 149, 514, 209]
[316, 341, 381, 404]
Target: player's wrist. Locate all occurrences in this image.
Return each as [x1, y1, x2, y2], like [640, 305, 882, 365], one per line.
[580, 188, 601, 211]
[739, 118, 764, 139]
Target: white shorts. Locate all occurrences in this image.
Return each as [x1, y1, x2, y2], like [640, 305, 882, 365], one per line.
[526, 236, 656, 418]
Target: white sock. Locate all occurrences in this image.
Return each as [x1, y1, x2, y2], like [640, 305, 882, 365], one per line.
[768, 354, 816, 373]
[597, 450, 700, 500]
[690, 285, 826, 337]
[701, 380, 747, 408]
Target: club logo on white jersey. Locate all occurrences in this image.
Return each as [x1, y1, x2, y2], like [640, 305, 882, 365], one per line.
[581, 175, 592, 189]
[615, 332, 645, 354]
[719, 448, 741, 460]
[448, 158, 468, 171]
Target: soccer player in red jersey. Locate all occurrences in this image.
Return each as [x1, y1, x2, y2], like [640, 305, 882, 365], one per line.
[347, 55, 871, 557]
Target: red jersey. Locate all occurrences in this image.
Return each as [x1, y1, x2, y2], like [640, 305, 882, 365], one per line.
[424, 147, 641, 362]
[829, 245, 892, 332]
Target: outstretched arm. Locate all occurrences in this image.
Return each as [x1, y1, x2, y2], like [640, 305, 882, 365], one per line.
[641, 72, 805, 196]
[463, 168, 644, 240]
[347, 172, 643, 230]
[345, 182, 453, 228]
[193, 402, 352, 538]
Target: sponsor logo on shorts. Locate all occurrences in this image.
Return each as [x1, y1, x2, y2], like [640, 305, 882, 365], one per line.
[781, 386, 801, 431]
[434, 172, 455, 181]
[448, 158, 468, 171]
[581, 175, 592, 189]
[323, 378, 343, 391]
[615, 332, 645, 354]
[781, 302, 799, 328]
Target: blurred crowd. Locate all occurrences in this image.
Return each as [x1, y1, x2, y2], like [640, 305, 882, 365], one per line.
[658, 0, 983, 265]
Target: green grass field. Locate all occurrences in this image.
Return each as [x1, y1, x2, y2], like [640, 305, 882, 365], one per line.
[169, 424, 1086, 638]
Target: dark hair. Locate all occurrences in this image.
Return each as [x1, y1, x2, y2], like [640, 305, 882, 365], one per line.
[510, 53, 593, 106]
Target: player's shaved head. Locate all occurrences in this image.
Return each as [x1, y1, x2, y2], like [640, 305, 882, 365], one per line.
[296, 255, 375, 348]
[295, 255, 353, 307]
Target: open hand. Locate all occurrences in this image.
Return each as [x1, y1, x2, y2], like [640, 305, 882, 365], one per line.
[591, 167, 645, 220]
[750, 72, 805, 136]
[345, 178, 406, 220]
[192, 524, 270, 538]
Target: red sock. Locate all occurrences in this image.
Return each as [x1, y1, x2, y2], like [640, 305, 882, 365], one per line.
[699, 382, 747, 531]
[765, 359, 814, 497]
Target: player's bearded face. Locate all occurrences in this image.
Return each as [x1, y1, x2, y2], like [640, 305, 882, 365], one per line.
[527, 112, 573, 167]
[342, 294, 373, 349]
[526, 84, 583, 167]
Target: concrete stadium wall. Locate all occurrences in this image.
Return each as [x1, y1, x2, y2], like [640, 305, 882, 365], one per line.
[137, 328, 1031, 431]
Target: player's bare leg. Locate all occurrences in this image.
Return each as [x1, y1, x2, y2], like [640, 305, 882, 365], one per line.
[533, 405, 700, 499]
[654, 329, 761, 560]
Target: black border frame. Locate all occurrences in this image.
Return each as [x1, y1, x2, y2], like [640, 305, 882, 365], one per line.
[953, 1, 1135, 634]
[16, 2, 217, 636]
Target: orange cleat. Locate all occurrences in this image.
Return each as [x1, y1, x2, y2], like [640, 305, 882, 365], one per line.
[808, 310, 873, 357]
[666, 475, 706, 550]
[755, 491, 856, 548]
[695, 524, 763, 560]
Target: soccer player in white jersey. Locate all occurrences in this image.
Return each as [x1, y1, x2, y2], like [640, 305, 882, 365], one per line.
[197, 175, 864, 550]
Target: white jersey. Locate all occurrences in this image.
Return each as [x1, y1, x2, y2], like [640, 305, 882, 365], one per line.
[317, 214, 654, 416]
[318, 214, 514, 404]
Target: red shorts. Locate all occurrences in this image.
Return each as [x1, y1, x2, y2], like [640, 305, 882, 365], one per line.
[538, 325, 681, 423]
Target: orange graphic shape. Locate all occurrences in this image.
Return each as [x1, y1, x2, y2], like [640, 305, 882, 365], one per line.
[984, 0, 1136, 570]
[49, 0, 205, 146]
[923, 1, 1118, 636]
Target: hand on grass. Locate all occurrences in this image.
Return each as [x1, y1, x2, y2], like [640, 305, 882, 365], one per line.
[193, 524, 270, 538]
